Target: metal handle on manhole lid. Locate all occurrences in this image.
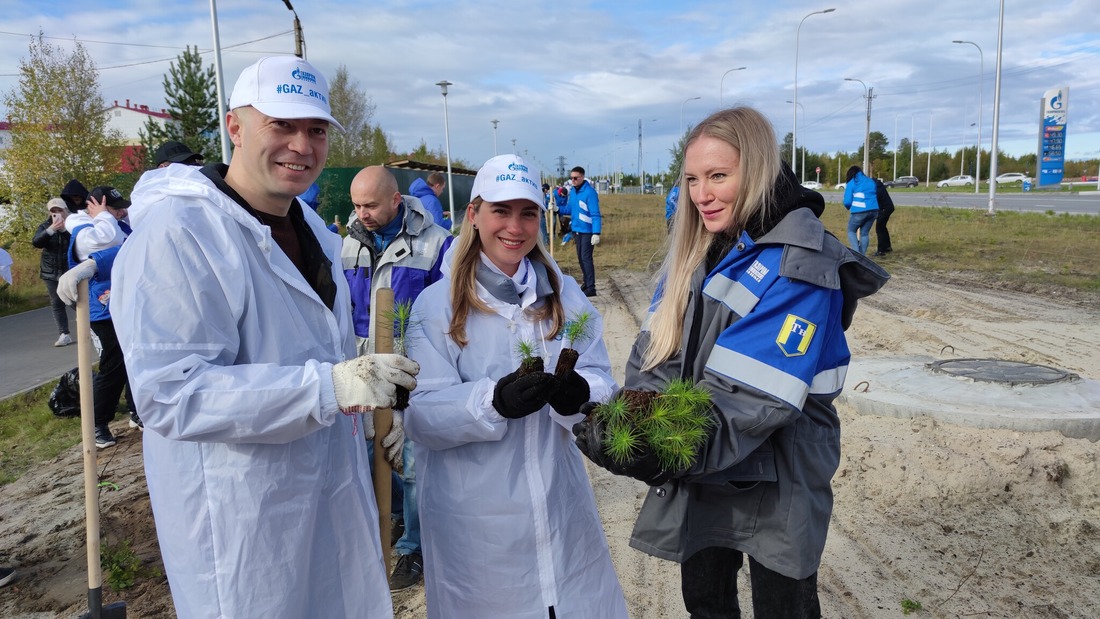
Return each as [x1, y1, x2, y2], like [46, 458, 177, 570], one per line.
[853, 380, 870, 392]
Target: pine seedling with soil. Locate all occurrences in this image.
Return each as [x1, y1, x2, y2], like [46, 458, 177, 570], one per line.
[554, 311, 594, 378]
[515, 339, 545, 375]
[593, 379, 714, 472]
[382, 300, 417, 409]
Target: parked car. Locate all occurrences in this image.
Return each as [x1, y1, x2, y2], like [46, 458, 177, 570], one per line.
[995, 172, 1031, 185]
[834, 182, 846, 190]
[884, 176, 919, 188]
[642, 183, 655, 194]
[936, 175, 974, 188]
[801, 180, 822, 190]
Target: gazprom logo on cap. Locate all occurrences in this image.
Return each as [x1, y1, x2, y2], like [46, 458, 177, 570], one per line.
[291, 67, 318, 84]
[508, 162, 529, 173]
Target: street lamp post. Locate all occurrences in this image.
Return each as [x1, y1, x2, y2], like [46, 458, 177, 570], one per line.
[785, 100, 805, 181]
[491, 119, 499, 156]
[910, 115, 915, 177]
[680, 96, 701, 138]
[638, 118, 656, 190]
[925, 113, 933, 188]
[436, 80, 455, 227]
[282, 0, 305, 58]
[987, 0, 1006, 214]
[844, 77, 872, 173]
[893, 114, 899, 180]
[953, 40, 984, 194]
[793, 7, 835, 181]
[208, 0, 230, 163]
[719, 67, 746, 106]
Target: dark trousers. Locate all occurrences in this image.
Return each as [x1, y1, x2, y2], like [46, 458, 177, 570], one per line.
[90, 319, 134, 428]
[574, 232, 596, 294]
[681, 547, 821, 619]
[876, 206, 893, 252]
[44, 279, 70, 335]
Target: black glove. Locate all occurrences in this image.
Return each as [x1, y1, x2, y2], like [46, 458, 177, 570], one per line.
[492, 370, 557, 419]
[572, 410, 673, 487]
[547, 370, 590, 416]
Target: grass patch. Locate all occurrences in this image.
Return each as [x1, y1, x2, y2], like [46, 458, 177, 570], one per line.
[551, 194, 1100, 295]
[0, 383, 83, 484]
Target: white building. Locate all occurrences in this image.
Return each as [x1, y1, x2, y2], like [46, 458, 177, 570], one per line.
[104, 99, 175, 144]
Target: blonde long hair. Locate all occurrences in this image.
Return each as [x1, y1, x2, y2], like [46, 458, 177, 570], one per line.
[448, 197, 565, 347]
[642, 107, 781, 371]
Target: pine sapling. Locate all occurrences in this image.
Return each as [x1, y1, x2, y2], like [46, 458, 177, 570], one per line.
[554, 311, 594, 378]
[515, 339, 545, 375]
[382, 300, 417, 409]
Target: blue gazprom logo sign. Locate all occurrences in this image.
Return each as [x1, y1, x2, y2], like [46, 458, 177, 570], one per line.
[508, 162, 529, 173]
[292, 68, 317, 84]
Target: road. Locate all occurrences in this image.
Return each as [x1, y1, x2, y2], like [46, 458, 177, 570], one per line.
[0, 306, 83, 398]
[818, 188, 1100, 215]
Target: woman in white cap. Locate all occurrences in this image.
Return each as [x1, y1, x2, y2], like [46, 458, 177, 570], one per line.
[404, 154, 628, 618]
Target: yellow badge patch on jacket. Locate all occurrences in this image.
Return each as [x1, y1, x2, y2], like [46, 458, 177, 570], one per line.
[776, 314, 816, 357]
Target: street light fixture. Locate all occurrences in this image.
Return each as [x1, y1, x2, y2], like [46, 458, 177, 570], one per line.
[719, 67, 746, 105]
[953, 39, 984, 195]
[785, 100, 805, 182]
[844, 77, 873, 173]
[680, 96, 701, 138]
[436, 80, 455, 227]
[491, 119, 499, 156]
[793, 7, 835, 181]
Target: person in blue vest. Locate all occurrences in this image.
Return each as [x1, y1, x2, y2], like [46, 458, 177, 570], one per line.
[665, 184, 681, 228]
[573, 107, 889, 618]
[566, 166, 601, 296]
[342, 165, 454, 592]
[842, 165, 879, 255]
[554, 184, 571, 243]
[63, 186, 135, 447]
[408, 171, 450, 231]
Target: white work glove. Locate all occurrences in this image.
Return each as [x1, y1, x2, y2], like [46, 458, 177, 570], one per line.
[364, 409, 405, 473]
[332, 354, 419, 413]
[58, 259, 97, 305]
[591, 234, 601, 246]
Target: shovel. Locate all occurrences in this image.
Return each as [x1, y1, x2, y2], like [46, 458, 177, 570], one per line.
[371, 287, 395, 575]
[75, 280, 127, 619]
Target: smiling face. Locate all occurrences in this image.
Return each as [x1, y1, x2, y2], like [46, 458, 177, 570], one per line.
[224, 106, 329, 216]
[684, 135, 743, 234]
[467, 198, 542, 276]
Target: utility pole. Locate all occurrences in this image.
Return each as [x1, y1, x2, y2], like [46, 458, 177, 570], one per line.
[282, 0, 305, 59]
[863, 87, 874, 173]
[556, 156, 567, 182]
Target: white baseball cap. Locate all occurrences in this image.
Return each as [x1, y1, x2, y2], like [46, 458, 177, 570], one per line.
[470, 154, 545, 209]
[229, 56, 344, 131]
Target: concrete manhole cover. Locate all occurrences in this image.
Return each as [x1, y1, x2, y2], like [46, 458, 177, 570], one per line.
[927, 358, 1079, 386]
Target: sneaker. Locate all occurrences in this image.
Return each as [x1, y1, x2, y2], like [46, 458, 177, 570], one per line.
[94, 425, 117, 449]
[584, 289, 598, 297]
[128, 411, 144, 430]
[0, 567, 15, 588]
[873, 251, 888, 257]
[389, 552, 423, 592]
[54, 333, 73, 347]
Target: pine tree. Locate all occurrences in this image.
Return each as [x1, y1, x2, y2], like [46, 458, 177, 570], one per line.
[0, 32, 125, 237]
[138, 45, 219, 168]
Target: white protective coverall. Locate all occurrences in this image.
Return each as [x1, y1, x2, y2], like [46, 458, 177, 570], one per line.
[110, 164, 392, 619]
[405, 250, 629, 619]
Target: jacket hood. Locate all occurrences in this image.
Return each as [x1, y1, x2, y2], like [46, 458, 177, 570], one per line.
[60, 179, 89, 213]
[408, 177, 432, 198]
[743, 161, 824, 240]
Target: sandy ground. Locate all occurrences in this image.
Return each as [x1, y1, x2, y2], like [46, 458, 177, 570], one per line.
[2, 264, 1099, 618]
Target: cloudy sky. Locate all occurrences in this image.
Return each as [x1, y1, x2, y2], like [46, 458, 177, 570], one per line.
[2, 0, 1098, 181]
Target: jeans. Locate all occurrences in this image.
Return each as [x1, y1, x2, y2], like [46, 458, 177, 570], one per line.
[44, 279, 70, 335]
[574, 232, 596, 294]
[90, 319, 134, 427]
[846, 210, 878, 255]
[681, 547, 820, 618]
[394, 438, 421, 556]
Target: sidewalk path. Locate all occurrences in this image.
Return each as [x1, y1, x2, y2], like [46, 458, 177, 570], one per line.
[0, 307, 81, 398]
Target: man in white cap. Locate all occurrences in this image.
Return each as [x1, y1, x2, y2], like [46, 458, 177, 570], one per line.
[109, 56, 416, 619]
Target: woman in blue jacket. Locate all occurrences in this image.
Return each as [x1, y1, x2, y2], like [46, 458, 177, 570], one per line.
[574, 107, 888, 618]
[842, 165, 879, 255]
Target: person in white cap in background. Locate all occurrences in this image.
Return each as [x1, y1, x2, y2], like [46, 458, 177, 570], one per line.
[403, 154, 628, 618]
[32, 198, 74, 346]
[109, 55, 417, 619]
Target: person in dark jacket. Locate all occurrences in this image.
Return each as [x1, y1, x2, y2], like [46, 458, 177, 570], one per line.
[31, 198, 73, 346]
[573, 107, 889, 618]
[59, 179, 88, 214]
[873, 178, 895, 256]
